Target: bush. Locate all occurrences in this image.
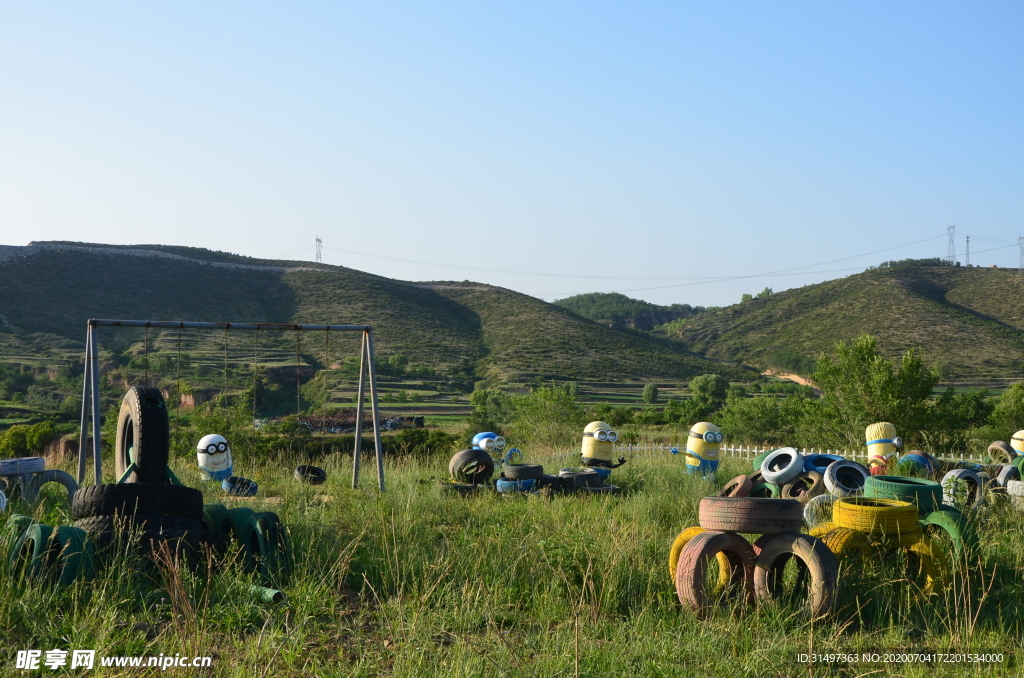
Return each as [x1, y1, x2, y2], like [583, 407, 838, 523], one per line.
[641, 383, 659, 404]
[0, 424, 30, 456]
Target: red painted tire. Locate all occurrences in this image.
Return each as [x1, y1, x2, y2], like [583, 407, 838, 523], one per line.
[717, 475, 753, 498]
[698, 496, 803, 534]
[753, 532, 840, 619]
[674, 530, 755, 617]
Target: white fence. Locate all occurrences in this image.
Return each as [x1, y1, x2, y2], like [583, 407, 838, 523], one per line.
[618, 444, 989, 464]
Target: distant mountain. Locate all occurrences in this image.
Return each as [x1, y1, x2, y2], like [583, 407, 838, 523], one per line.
[0, 242, 751, 384]
[666, 262, 1024, 379]
[553, 292, 710, 331]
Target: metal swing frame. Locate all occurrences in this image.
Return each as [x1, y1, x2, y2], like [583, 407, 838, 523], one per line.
[76, 319, 387, 491]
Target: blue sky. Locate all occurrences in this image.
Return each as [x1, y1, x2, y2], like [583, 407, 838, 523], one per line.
[1, 2, 1022, 306]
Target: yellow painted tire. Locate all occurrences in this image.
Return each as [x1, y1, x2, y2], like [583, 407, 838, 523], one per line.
[819, 527, 874, 559]
[807, 522, 835, 539]
[668, 526, 731, 590]
[905, 534, 949, 595]
[833, 497, 920, 542]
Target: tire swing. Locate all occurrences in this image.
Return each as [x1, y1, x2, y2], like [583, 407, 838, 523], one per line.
[114, 386, 170, 484]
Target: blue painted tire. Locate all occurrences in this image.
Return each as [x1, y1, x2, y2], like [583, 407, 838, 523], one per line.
[495, 478, 536, 493]
[803, 454, 844, 474]
[222, 476, 258, 497]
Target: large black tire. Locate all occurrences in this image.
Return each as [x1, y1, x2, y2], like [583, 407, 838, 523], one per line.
[504, 464, 544, 480]
[115, 386, 170, 484]
[448, 449, 494, 484]
[72, 484, 204, 522]
[73, 513, 204, 535]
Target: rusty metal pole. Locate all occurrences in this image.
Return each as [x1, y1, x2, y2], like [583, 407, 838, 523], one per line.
[76, 326, 92, 483]
[365, 329, 385, 492]
[351, 330, 367, 489]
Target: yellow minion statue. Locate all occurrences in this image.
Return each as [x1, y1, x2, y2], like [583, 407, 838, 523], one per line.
[581, 421, 627, 468]
[684, 421, 722, 476]
[865, 422, 902, 475]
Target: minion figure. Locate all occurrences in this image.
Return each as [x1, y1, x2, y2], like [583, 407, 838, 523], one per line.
[581, 421, 627, 468]
[865, 422, 902, 475]
[685, 422, 723, 476]
[472, 432, 506, 462]
[196, 434, 234, 482]
[1011, 430, 1024, 456]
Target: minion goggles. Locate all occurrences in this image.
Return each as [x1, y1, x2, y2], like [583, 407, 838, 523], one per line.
[866, 437, 903, 448]
[584, 429, 618, 443]
[689, 429, 723, 444]
[478, 436, 506, 452]
[204, 442, 228, 454]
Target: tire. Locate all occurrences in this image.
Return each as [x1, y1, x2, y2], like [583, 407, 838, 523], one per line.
[698, 497, 803, 534]
[862, 475, 942, 514]
[202, 503, 229, 531]
[919, 506, 979, 566]
[0, 456, 45, 476]
[504, 464, 544, 481]
[8, 523, 53, 581]
[748, 470, 766, 486]
[754, 532, 840, 619]
[440, 482, 485, 496]
[535, 474, 560, 489]
[823, 460, 869, 497]
[806, 522, 835, 539]
[294, 465, 327, 485]
[760, 448, 803, 485]
[0, 488, 6, 512]
[51, 526, 95, 586]
[819, 526, 873, 559]
[448, 449, 494, 484]
[558, 469, 602, 488]
[749, 483, 780, 498]
[995, 464, 1020, 488]
[803, 494, 836, 529]
[74, 514, 203, 535]
[896, 454, 936, 476]
[674, 530, 755, 617]
[242, 512, 292, 585]
[2, 514, 33, 548]
[668, 526, 731, 586]
[751, 450, 773, 473]
[114, 386, 170, 484]
[72, 484, 204, 522]
[987, 441, 1017, 465]
[941, 469, 985, 510]
[34, 470, 79, 506]
[224, 507, 256, 543]
[781, 471, 824, 504]
[581, 485, 620, 495]
[495, 478, 536, 493]
[905, 534, 949, 595]
[222, 476, 259, 497]
[803, 454, 844, 474]
[1007, 479, 1024, 497]
[717, 475, 753, 498]
[832, 497, 920, 543]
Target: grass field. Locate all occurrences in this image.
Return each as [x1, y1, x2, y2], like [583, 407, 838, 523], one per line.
[2, 445, 1023, 677]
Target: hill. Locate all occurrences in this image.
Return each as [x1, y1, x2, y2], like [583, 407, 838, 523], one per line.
[0, 242, 751, 385]
[553, 292, 710, 331]
[668, 263, 1024, 379]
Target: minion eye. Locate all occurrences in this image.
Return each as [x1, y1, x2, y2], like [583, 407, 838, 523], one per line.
[595, 430, 609, 442]
[893, 436, 903, 448]
[703, 431, 715, 443]
[480, 438, 496, 451]
[206, 444, 218, 454]
[607, 431, 618, 443]
[715, 432, 723, 443]
[495, 436, 506, 449]
[217, 442, 228, 452]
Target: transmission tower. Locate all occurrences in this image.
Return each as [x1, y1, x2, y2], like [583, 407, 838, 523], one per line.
[315, 235, 322, 263]
[965, 235, 970, 266]
[946, 224, 956, 264]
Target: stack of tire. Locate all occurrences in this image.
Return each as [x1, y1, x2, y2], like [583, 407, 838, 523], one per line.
[669, 496, 839, 619]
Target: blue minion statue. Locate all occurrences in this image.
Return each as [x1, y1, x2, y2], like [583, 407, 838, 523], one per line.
[472, 431, 506, 461]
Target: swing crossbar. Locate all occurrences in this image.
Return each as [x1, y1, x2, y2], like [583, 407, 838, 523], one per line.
[77, 318, 386, 493]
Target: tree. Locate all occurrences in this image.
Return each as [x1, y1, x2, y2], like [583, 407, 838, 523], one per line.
[642, 383, 659, 404]
[800, 335, 939, 447]
[756, 287, 773, 299]
[741, 293, 753, 302]
[987, 383, 1024, 435]
[688, 374, 729, 411]
[0, 424, 30, 456]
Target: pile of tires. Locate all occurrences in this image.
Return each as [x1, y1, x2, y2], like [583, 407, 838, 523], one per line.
[2, 513, 94, 588]
[202, 503, 293, 586]
[669, 496, 839, 619]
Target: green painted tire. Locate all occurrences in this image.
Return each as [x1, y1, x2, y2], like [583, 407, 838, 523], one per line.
[51, 526, 95, 586]
[224, 507, 255, 542]
[749, 482, 780, 498]
[752, 450, 773, 473]
[202, 503, 229, 531]
[2, 514, 33, 554]
[919, 506, 979, 566]
[863, 475, 942, 514]
[242, 512, 293, 585]
[8, 523, 53, 581]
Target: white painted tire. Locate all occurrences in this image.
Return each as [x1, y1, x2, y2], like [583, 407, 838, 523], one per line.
[0, 457, 45, 476]
[760, 448, 803, 485]
[0, 488, 6, 512]
[995, 464, 1020, 488]
[942, 469, 985, 510]
[1006, 479, 1024, 497]
[823, 460, 869, 497]
[803, 493, 835, 528]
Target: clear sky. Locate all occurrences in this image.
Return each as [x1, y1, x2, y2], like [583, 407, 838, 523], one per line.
[1, 2, 1022, 307]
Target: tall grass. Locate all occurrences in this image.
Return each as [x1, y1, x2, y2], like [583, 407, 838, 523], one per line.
[1, 450, 1022, 676]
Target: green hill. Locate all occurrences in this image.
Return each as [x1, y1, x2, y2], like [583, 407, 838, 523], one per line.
[553, 292, 710, 330]
[668, 263, 1024, 379]
[0, 242, 750, 384]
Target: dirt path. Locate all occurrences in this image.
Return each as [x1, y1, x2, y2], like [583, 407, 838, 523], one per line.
[761, 370, 822, 394]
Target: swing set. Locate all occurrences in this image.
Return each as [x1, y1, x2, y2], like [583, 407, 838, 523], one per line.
[76, 319, 387, 491]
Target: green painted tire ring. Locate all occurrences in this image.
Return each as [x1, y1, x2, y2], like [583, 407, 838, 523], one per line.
[242, 512, 292, 585]
[863, 475, 943, 514]
[51, 526, 95, 586]
[752, 450, 773, 473]
[919, 506, 979, 565]
[8, 523, 53, 581]
[202, 503, 229, 531]
[2, 514, 33, 554]
[749, 482, 780, 498]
